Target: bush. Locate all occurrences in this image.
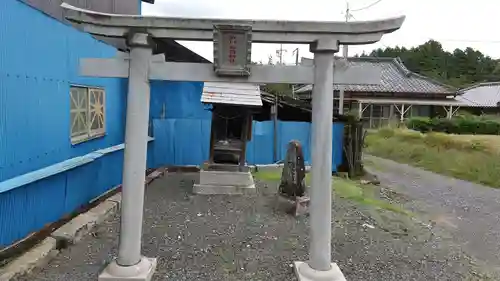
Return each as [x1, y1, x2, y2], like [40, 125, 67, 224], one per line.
[406, 117, 432, 132]
[406, 116, 500, 135]
[396, 129, 423, 141]
[377, 127, 395, 138]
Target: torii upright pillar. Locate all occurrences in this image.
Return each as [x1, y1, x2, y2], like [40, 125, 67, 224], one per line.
[293, 39, 344, 281]
[98, 33, 157, 281]
[60, 3, 405, 281]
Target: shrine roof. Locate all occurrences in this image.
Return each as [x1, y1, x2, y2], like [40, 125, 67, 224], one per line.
[295, 57, 456, 96]
[201, 82, 263, 107]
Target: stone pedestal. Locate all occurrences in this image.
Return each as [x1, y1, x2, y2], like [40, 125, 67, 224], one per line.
[275, 195, 310, 217]
[98, 257, 157, 281]
[293, 261, 346, 281]
[193, 164, 255, 195]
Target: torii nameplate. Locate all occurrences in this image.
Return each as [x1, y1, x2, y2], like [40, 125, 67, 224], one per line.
[213, 24, 252, 77]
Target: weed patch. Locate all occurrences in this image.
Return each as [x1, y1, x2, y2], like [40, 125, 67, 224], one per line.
[365, 128, 500, 188]
[252, 168, 409, 215]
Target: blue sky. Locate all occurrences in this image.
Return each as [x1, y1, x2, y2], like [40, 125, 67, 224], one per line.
[142, 0, 500, 63]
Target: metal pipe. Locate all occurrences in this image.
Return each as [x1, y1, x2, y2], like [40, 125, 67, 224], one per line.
[117, 33, 152, 267]
[308, 51, 335, 271]
[338, 4, 350, 115]
[273, 95, 278, 163]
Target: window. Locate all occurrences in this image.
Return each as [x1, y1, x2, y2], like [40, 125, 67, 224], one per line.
[70, 86, 106, 144]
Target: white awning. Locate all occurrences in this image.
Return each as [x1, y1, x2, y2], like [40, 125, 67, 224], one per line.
[355, 98, 465, 106]
[201, 82, 263, 107]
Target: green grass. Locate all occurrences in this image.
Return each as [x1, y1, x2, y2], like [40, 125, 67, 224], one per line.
[334, 178, 411, 215]
[252, 169, 283, 182]
[253, 169, 409, 215]
[365, 128, 500, 188]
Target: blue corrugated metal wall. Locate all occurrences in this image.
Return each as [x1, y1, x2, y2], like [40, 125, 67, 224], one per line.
[0, 0, 132, 247]
[147, 79, 344, 169]
[150, 80, 211, 120]
[0, 0, 346, 248]
[151, 119, 344, 169]
[0, 1, 128, 182]
[147, 80, 345, 169]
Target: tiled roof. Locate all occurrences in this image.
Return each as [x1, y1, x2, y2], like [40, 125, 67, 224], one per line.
[456, 82, 500, 107]
[295, 57, 455, 95]
[201, 82, 263, 107]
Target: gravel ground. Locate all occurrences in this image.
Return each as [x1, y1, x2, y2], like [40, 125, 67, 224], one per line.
[12, 171, 488, 281]
[365, 154, 500, 278]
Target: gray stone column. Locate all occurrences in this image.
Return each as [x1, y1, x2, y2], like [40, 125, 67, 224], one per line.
[99, 32, 157, 281]
[294, 38, 346, 281]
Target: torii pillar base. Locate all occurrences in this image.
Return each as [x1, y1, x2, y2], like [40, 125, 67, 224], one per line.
[98, 257, 157, 281]
[294, 262, 346, 281]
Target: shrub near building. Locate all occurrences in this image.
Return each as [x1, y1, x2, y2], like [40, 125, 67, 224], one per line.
[406, 115, 500, 135]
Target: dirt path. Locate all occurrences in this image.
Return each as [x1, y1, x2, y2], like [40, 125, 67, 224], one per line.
[365, 154, 500, 277]
[10, 171, 485, 281]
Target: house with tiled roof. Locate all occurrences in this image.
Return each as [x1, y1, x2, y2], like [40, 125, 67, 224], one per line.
[295, 57, 461, 128]
[455, 82, 500, 114]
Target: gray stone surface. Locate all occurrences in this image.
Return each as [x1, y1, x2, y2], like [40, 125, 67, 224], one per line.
[98, 258, 157, 281]
[365, 154, 500, 278]
[10, 172, 486, 281]
[0, 238, 58, 281]
[193, 169, 255, 195]
[294, 262, 346, 281]
[51, 200, 119, 245]
[1, 169, 167, 281]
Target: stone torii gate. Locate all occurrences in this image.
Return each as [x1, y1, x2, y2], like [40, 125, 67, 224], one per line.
[61, 3, 404, 281]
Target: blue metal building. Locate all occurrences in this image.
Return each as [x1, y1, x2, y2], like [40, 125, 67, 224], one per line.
[0, 0, 345, 249]
[0, 0, 184, 248]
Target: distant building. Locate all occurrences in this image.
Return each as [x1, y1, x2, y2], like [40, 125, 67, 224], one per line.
[455, 82, 500, 115]
[295, 57, 460, 128]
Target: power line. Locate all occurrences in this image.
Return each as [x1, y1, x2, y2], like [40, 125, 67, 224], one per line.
[375, 38, 500, 46]
[346, 1, 500, 46]
[434, 39, 500, 44]
[351, 0, 383, 12]
[338, 0, 383, 114]
[347, 12, 500, 45]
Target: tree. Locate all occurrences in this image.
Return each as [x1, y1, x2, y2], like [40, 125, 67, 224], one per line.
[367, 40, 500, 88]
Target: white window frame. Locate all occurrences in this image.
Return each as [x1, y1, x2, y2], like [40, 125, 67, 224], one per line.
[70, 85, 106, 144]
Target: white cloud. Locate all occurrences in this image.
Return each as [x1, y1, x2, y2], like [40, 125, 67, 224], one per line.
[142, 0, 500, 61]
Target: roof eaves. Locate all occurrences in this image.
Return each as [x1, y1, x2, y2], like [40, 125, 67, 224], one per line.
[299, 56, 457, 94]
[346, 56, 396, 63]
[390, 57, 458, 93]
[458, 81, 500, 94]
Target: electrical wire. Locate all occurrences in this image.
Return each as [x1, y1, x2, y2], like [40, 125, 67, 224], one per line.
[433, 39, 500, 44]
[348, 12, 500, 46]
[350, 0, 383, 12]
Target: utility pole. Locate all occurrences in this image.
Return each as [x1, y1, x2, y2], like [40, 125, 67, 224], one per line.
[338, 0, 383, 114]
[292, 48, 300, 65]
[276, 44, 287, 65]
[272, 44, 287, 162]
[338, 3, 350, 115]
[272, 92, 278, 162]
[292, 48, 300, 98]
[343, 4, 350, 58]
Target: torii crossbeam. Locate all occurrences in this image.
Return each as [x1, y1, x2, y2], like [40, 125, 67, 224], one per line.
[61, 3, 404, 281]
